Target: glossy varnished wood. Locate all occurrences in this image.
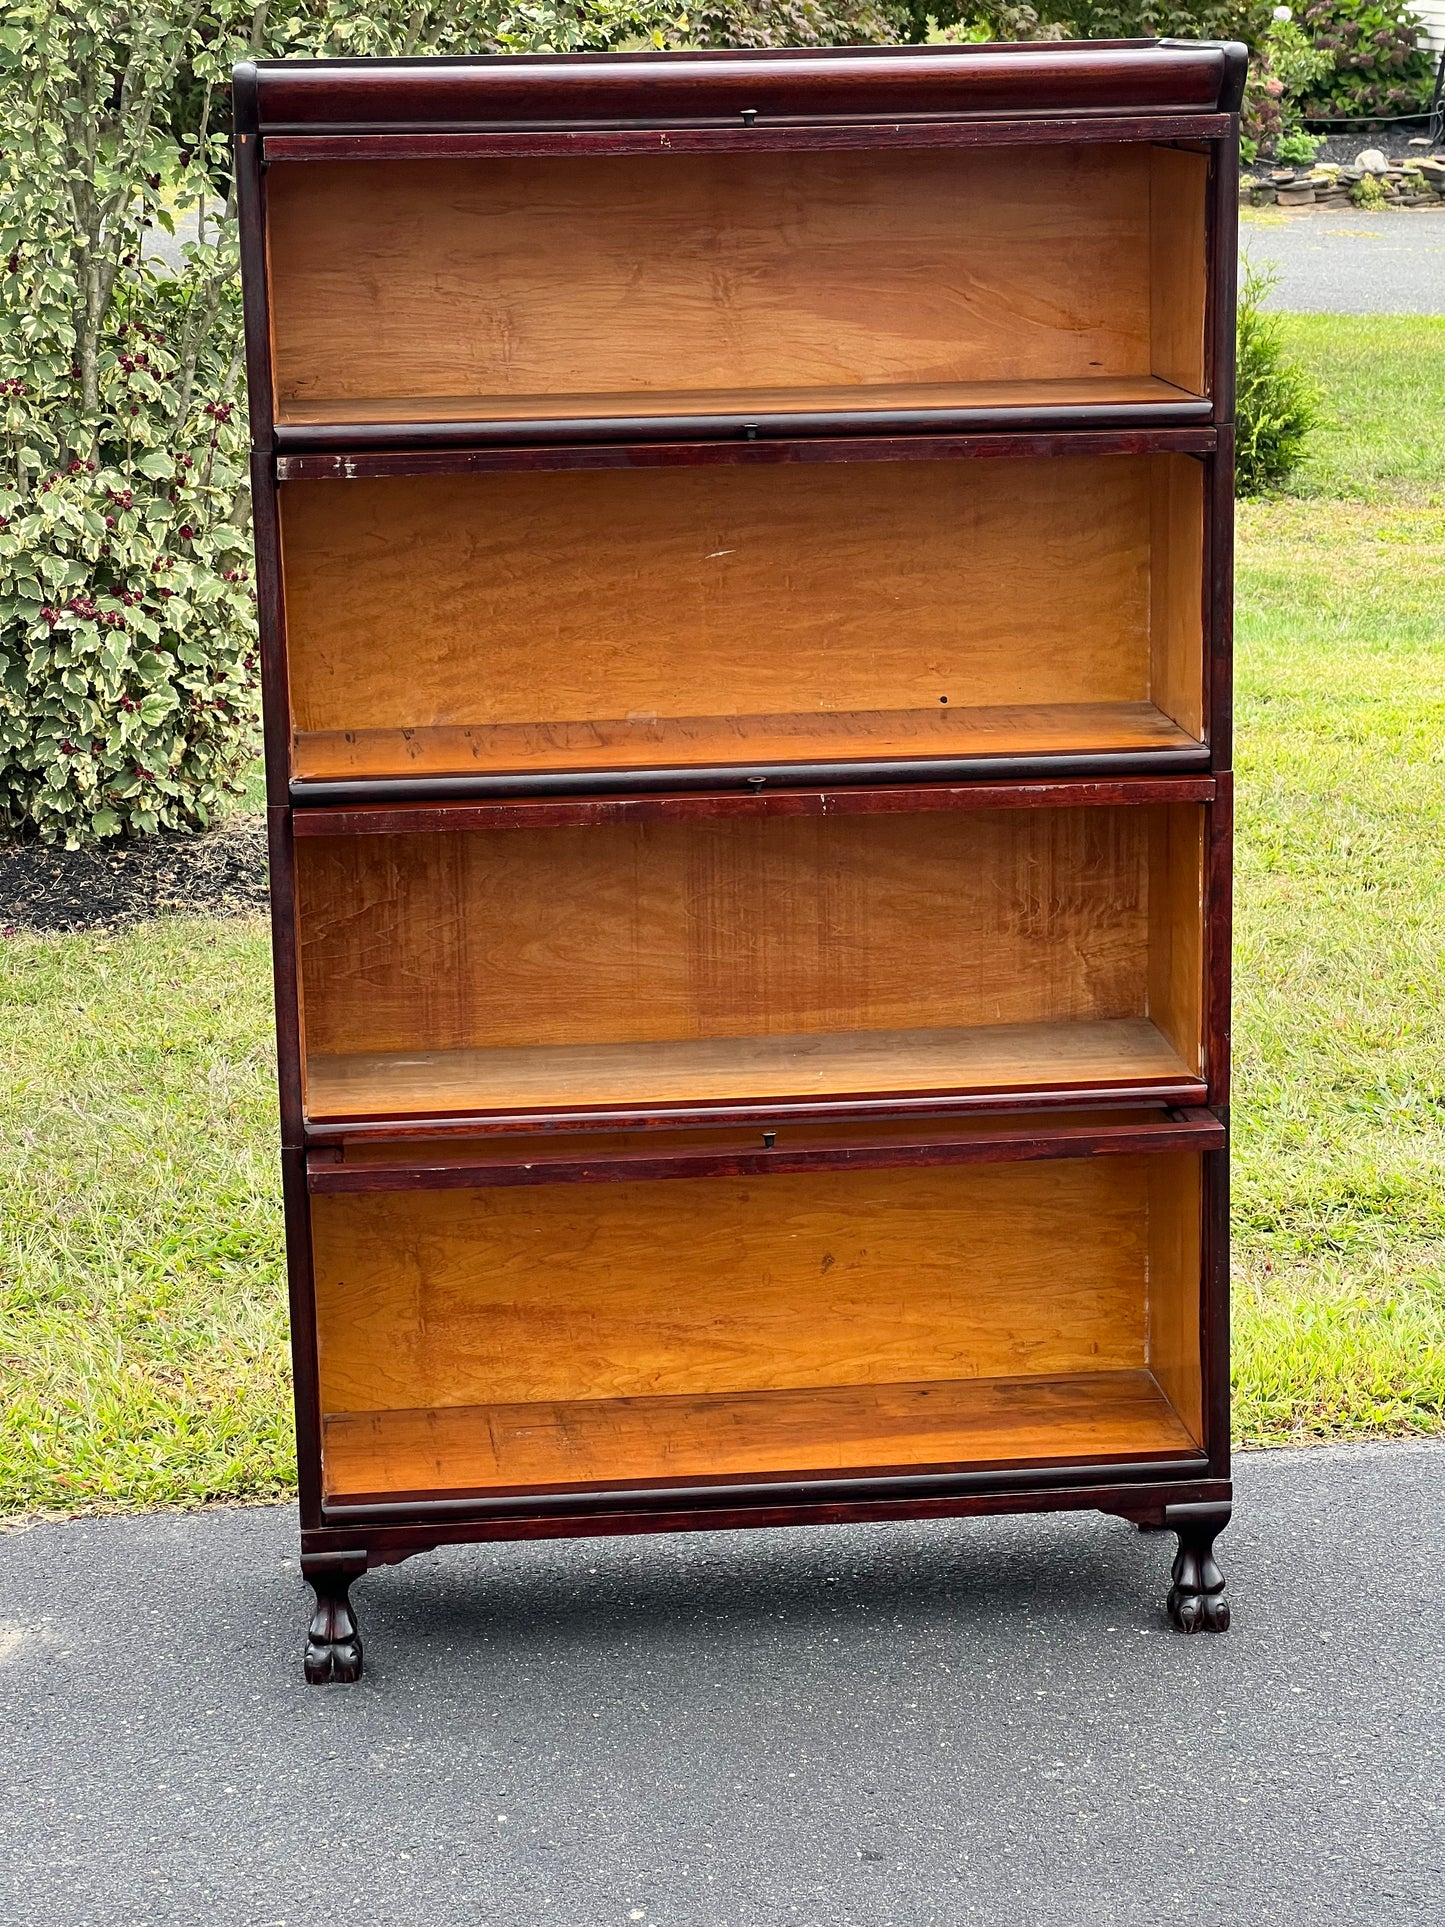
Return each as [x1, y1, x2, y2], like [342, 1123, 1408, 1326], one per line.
[275, 424, 1219, 476]
[305, 1106, 1227, 1191]
[276, 374, 1201, 429]
[248, 43, 1246, 134]
[273, 376, 1212, 450]
[289, 703, 1202, 788]
[311, 1153, 1180, 1413]
[303, 1019, 1198, 1125]
[291, 775, 1218, 838]
[264, 116, 1234, 168]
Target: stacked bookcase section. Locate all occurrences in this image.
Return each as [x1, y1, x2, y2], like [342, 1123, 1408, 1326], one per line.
[237, 38, 1243, 1683]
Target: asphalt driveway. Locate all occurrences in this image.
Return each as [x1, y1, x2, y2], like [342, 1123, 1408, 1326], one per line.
[1, 1439, 1441, 1926]
[1242, 205, 1445, 312]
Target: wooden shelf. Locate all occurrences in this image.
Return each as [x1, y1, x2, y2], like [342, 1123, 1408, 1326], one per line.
[280, 453, 1207, 791]
[321, 1368, 1200, 1502]
[291, 700, 1203, 788]
[304, 1016, 1197, 1124]
[275, 375, 1208, 447]
[265, 144, 1210, 435]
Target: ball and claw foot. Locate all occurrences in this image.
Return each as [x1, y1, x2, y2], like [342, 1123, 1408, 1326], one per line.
[304, 1565, 364, 1684]
[1166, 1511, 1230, 1634]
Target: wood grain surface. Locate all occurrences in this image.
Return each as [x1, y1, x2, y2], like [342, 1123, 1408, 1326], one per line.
[309, 1106, 1225, 1188]
[304, 1017, 1194, 1121]
[310, 1154, 1174, 1412]
[279, 456, 1205, 773]
[266, 148, 1182, 405]
[294, 806, 1202, 1065]
[320, 1370, 1198, 1497]
[290, 702, 1202, 784]
[1145, 1152, 1204, 1438]
[275, 373, 1200, 426]
[1148, 146, 1210, 397]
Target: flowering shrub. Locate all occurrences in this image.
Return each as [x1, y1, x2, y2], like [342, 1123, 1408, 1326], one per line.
[0, 4, 255, 845]
[1298, 0, 1436, 122]
[1243, 12, 1334, 157]
[1, 0, 905, 847]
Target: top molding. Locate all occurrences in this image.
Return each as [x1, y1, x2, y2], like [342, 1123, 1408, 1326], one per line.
[237, 41, 1249, 137]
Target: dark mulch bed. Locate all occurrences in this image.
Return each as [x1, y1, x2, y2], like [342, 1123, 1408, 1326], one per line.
[1309, 121, 1441, 168]
[0, 816, 269, 935]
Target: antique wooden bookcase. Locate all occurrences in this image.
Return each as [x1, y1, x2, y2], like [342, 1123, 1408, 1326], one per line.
[235, 38, 1242, 1682]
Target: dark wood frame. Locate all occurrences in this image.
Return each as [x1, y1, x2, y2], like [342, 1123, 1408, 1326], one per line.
[236, 39, 1241, 1681]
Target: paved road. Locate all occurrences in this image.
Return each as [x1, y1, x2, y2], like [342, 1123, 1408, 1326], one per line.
[1242, 206, 1445, 312]
[2, 1440, 1441, 1926]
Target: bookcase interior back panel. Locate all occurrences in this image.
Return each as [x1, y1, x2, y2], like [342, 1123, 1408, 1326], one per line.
[311, 1150, 1204, 1498]
[294, 803, 1205, 1119]
[280, 454, 1205, 783]
[266, 145, 1208, 418]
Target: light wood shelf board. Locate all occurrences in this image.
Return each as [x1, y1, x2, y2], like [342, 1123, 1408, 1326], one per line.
[291, 700, 1202, 783]
[305, 1016, 1195, 1122]
[321, 1368, 1199, 1499]
[277, 374, 1204, 428]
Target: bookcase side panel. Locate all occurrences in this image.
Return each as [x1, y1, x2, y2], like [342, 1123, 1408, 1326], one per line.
[1144, 1150, 1204, 1440]
[1146, 802, 1205, 1077]
[1147, 145, 1208, 396]
[1148, 452, 1206, 742]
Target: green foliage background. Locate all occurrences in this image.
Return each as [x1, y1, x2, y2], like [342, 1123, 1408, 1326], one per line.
[1299, 0, 1437, 122]
[1236, 265, 1322, 495]
[0, 0, 907, 851]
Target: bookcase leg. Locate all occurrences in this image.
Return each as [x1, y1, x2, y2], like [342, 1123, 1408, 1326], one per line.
[303, 1556, 365, 1684]
[1164, 1502, 1230, 1634]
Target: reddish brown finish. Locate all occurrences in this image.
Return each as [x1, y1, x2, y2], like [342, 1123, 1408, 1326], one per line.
[308, 1471, 1232, 1545]
[265, 805, 305, 1150]
[291, 754, 1213, 809]
[237, 44, 1236, 1673]
[247, 43, 1246, 133]
[280, 1144, 325, 1531]
[1203, 1137, 1232, 1482]
[262, 114, 1234, 164]
[306, 1106, 1226, 1193]
[275, 425, 1218, 477]
[276, 426, 1219, 477]
[1209, 424, 1237, 766]
[276, 414, 1217, 462]
[1205, 771, 1234, 1108]
[291, 776, 1218, 840]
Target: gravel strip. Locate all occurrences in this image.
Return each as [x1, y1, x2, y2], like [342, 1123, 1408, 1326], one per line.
[0, 815, 269, 934]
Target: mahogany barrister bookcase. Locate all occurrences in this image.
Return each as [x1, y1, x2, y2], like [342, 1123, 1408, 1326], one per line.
[235, 38, 1242, 1682]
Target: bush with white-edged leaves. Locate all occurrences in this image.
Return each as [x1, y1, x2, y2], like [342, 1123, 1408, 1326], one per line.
[2, 0, 903, 847]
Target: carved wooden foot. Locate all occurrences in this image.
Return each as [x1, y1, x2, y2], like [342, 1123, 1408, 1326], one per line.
[1165, 1503, 1230, 1634]
[303, 1559, 364, 1683]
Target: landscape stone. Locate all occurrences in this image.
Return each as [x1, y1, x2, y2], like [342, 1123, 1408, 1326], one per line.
[1354, 147, 1388, 172]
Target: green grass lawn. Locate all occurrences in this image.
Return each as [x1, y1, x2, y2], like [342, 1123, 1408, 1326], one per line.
[2, 316, 1442, 1514]
[1232, 314, 1445, 1445]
